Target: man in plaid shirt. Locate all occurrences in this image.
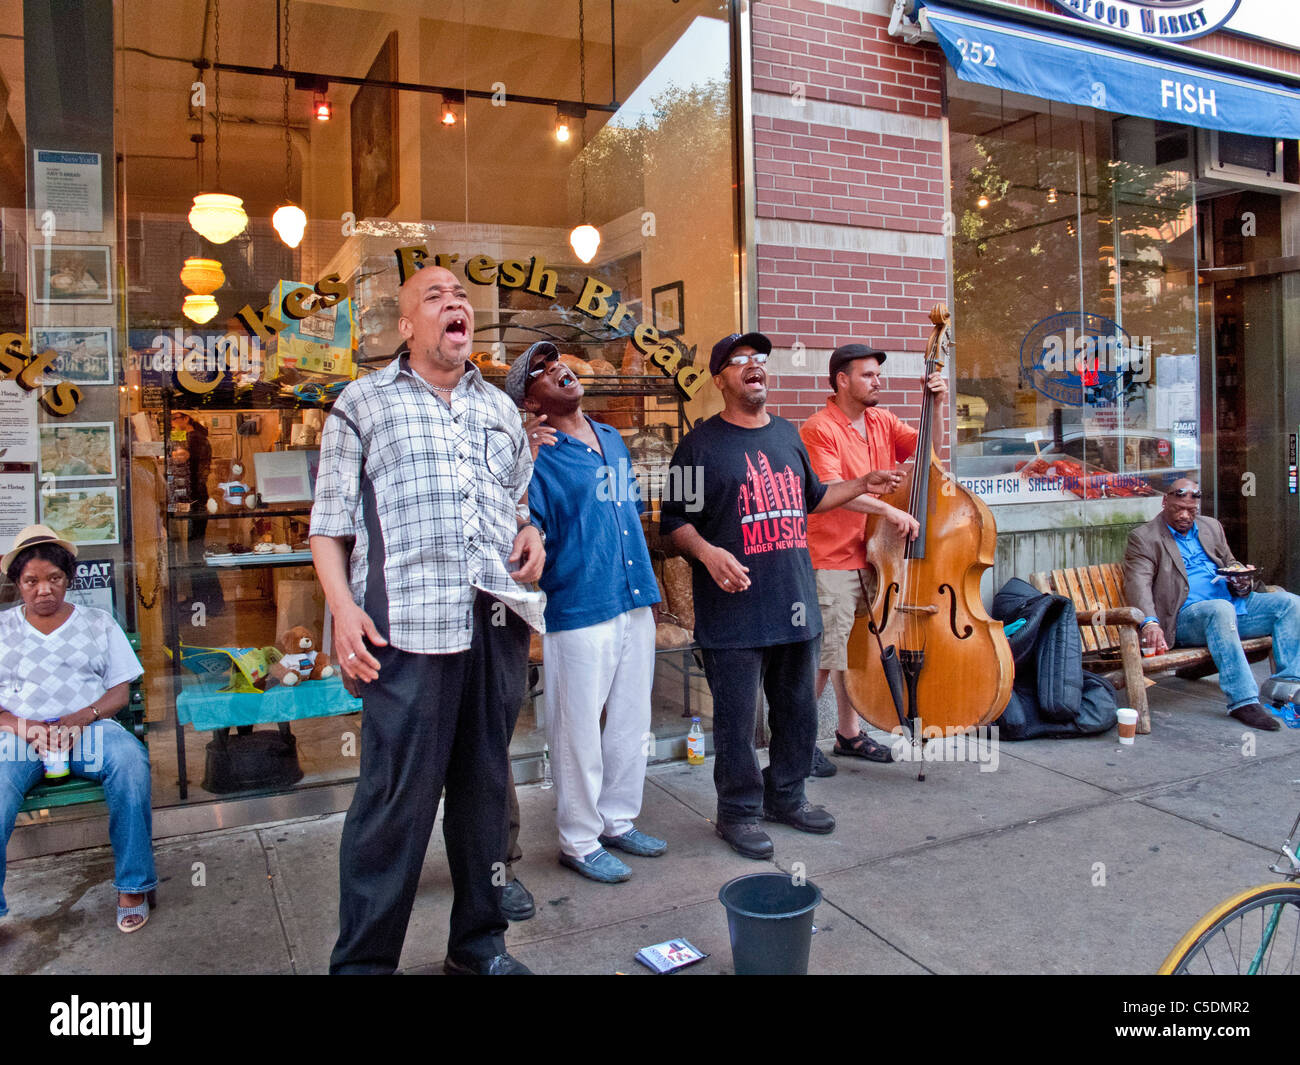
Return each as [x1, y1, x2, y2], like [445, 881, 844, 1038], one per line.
[311, 264, 545, 975]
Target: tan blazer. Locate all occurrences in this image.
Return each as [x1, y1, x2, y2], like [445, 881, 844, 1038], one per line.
[1122, 513, 1240, 646]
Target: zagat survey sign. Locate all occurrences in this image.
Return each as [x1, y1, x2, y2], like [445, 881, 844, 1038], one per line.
[396, 246, 709, 399]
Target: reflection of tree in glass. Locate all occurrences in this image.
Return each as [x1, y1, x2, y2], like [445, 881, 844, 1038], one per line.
[952, 127, 1194, 444]
[574, 78, 732, 227]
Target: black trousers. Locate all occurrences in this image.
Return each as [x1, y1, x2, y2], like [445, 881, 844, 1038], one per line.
[700, 638, 821, 823]
[329, 592, 529, 973]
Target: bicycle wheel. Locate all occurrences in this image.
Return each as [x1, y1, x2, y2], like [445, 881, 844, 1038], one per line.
[1159, 884, 1300, 975]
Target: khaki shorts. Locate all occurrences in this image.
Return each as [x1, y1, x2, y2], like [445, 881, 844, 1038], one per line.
[815, 568, 876, 671]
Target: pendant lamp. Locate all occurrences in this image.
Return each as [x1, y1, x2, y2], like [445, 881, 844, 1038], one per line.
[272, 3, 307, 249]
[189, 0, 247, 244]
[568, 1, 601, 265]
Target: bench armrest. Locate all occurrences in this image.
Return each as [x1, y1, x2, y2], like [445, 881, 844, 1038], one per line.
[1076, 606, 1144, 628]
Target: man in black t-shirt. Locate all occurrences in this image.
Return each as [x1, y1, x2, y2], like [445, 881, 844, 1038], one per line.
[660, 333, 900, 859]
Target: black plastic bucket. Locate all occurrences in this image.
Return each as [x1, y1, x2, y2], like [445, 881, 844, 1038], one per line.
[718, 872, 822, 975]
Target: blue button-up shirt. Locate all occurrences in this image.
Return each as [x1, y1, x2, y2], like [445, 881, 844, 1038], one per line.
[1168, 522, 1248, 617]
[529, 417, 661, 633]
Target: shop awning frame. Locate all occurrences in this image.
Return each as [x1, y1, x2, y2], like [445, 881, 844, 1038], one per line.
[919, 0, 1300, 139]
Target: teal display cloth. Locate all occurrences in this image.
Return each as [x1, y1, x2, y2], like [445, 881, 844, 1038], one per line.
[176, 674, 361, 730]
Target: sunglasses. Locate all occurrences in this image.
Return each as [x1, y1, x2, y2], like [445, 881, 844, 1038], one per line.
[527, 349, 560, 379]
[727, 352, 769, 368]
[1167, 488, 1202, 499]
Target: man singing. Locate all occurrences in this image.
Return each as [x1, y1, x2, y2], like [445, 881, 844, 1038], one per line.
[661, 332, 900, 859]
[505, 341, 667, 885]
[312, 265, 545, 975]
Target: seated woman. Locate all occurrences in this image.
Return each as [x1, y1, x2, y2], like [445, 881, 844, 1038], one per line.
[0, 525, 157, 932]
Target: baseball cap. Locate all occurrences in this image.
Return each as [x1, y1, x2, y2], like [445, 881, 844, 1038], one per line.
[828, 342, 887, 391]
[709, 332, 773, 376]
[504, 341, 559, 406]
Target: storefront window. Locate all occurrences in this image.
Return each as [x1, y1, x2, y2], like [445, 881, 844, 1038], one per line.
[1, 0, 740, 810]
[949, 81, 1201, 513]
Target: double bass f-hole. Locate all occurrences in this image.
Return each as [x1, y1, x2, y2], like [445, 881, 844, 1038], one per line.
[869, 581, 901, 633]
[939, 583, 973, 640]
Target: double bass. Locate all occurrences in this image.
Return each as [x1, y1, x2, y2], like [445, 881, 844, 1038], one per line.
[844, 305, 1013, 739]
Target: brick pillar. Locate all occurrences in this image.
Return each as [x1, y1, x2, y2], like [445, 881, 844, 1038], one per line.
[751, 0, 949, 443]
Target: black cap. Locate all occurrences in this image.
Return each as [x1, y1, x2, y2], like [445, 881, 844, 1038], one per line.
[828, 342, 887, 391]
[709, 332, 773, 375]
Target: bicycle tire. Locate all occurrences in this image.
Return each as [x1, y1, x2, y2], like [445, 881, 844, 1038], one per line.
[1159, 884, 1300, 975]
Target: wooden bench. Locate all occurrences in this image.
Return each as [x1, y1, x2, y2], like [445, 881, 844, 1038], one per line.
[18, 633, 147, 814]
[1028, 566, 1274, 733]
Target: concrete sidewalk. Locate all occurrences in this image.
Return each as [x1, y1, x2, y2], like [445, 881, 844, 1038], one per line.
[3, 670, 1298, 975]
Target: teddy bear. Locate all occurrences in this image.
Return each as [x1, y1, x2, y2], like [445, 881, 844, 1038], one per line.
[269, 625, 335, 687]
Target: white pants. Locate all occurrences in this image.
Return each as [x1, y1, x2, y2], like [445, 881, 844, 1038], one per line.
[544, 607, 655, 859]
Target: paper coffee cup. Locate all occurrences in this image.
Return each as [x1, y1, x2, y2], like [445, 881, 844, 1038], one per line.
[1116, 707, 1138, 745]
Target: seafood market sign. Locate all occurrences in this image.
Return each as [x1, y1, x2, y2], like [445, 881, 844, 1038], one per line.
[1046, 1, 1240, 42]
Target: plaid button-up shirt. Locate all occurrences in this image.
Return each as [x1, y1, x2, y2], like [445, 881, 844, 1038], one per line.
[310, 353, 545, 653]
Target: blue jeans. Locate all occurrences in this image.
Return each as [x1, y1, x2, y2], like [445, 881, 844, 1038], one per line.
[0, 719, 156, 917]
[1175, 590, 1300, 711]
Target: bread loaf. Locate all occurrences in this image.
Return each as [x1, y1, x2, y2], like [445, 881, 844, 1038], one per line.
[559, 354, 594, 375]
[655, 622, 692, 649]
[588, 358, 618, 375]
[662, 555, 694, 631]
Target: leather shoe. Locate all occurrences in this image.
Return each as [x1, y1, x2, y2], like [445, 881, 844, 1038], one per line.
[764, 800, 836, 834]
[715, 820, 774, 859]
[559, 847, 632, 883]
[443, 952, 533, 975]
[599, 827, 667, 857]
[809, 747, 837, 778]
[1229, 703, 1282, 732]
[500, 877, 535, 921]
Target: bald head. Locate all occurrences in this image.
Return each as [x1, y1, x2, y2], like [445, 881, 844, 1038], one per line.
[397, 265, 474, 373]
[1162, 477, 1201, 534]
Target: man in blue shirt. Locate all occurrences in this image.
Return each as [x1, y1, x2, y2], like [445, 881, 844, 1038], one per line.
[1123, 479, 1300, 732]
[504, 342, 667, 884]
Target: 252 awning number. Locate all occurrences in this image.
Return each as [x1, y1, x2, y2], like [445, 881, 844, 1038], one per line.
[955, 38, 998, 66]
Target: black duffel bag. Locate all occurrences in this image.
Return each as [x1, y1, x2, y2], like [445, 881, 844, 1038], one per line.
[991, 577, 1118, 740]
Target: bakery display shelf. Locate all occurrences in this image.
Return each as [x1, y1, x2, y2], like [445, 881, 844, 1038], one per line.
[201, 549, 314, 568]
[167, 504, 314, 520]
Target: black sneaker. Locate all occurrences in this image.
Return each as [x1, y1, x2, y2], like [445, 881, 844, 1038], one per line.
[715, 820, 774, 859]
[809, 747, 838, 778]
[763, 800, 836, 835]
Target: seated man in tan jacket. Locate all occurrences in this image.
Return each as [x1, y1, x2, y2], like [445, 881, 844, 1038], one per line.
[1122, 479, 1300, 732]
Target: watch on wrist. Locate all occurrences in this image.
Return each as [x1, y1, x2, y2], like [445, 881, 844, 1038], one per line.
[89, 705, 102, 720]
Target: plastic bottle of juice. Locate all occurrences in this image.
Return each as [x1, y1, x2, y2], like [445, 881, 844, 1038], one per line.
[686, 718, 706, 765]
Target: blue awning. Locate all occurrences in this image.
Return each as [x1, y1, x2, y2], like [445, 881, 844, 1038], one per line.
[920, 1, 1300, 139]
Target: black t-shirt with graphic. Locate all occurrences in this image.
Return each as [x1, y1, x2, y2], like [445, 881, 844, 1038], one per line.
[660, 413, 827, 649]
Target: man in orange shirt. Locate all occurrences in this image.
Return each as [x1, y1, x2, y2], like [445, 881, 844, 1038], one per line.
[800, 343, 946, 770]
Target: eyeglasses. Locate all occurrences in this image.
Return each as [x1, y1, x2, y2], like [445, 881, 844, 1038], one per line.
[727, 352, 769, 368]
[19, 573, 68, 591]
[1167, 488, 1202, 499]
[527, 350, 560, 379]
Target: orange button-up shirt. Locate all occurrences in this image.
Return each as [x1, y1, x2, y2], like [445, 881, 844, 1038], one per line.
[801, 400, 918, 570]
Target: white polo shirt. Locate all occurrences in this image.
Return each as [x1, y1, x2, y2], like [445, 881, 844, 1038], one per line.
[0, 604, 142, 721]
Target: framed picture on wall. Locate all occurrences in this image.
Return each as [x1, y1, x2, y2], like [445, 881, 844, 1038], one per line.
[651, 281, 685, 337]
[350, 32, 400, 221]
[40, 486, 120, 546]
[31, 244, 113, 304]
[38, 422, 117, 481]
[31, 327, 115, 385]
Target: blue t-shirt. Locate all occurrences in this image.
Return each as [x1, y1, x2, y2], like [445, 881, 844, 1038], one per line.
[528, 417, 661, 633]
[1169, 522, 1247, 617]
